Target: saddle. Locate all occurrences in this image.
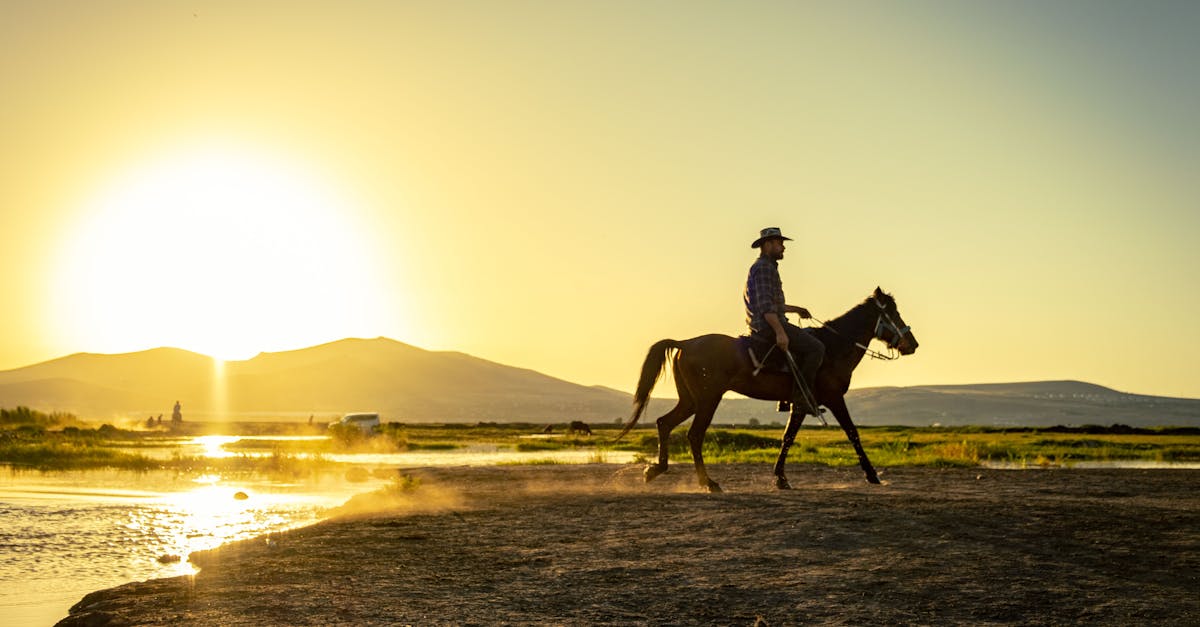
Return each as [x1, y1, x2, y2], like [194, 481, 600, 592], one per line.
[739, 336, 794, 413]
[738, 335, 791, 375]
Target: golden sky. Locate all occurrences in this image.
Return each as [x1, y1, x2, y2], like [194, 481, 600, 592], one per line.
[2, 1, 1198, 398]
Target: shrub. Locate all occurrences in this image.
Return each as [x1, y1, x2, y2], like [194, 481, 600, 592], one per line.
[1, 406, 81, 429]
[327, 423, 368, 448]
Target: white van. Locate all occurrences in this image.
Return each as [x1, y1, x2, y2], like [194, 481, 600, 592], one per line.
[332, 412, 380, 434]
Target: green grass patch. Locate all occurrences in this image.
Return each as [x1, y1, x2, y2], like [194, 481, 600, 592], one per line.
[0, 438, 159, 471]
[166, 449, 336, 477]
[5, 416, 1199, 471]
[515, 440, 569, 452]
[0, 406, 86, 430]
[621, 425, 1200, 468]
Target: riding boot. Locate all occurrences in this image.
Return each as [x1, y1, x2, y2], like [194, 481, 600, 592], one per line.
[790, 389, 817, 418]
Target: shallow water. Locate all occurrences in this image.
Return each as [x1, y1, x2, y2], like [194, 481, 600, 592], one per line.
[0, 436, 632, 626]
[121, 435, 639, 466]
[0, 469, 381, 626]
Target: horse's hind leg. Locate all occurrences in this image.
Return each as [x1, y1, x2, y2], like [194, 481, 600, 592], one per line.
[644, 400, 694, 483]
[687, 397, 722, 493]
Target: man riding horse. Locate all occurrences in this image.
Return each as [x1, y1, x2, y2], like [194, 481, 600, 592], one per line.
[745, 227, 824, 417]
[619, 226, 919, 491]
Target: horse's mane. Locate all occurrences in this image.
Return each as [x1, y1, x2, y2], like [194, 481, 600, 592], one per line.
[811, 290, 895, 348]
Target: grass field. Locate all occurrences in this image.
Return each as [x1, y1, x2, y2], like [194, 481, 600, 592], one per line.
[3, 407, 1198, 471]
[620, 424, 1200, 467]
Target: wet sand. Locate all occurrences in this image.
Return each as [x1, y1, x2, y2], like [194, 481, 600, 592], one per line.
[59, 464, 1199, 626]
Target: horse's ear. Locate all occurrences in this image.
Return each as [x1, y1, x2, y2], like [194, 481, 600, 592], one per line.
[874, 286, 884, 297]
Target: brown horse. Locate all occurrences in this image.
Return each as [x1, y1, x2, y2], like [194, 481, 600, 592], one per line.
[617, 288, 918, 492]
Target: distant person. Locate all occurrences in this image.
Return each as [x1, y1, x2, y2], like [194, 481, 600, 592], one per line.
[171, 401, 182, 423]
[745, 227, 824, 416]
[157, 414, 162, 425]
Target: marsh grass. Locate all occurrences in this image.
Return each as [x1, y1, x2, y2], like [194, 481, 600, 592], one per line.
[515, 440, 563, 452]
[0, 406, 85, 429]
[623, 425, 1200, 467]
[169, 448, 337, 477]
[0, 424, 335, 476]
[0, 438, 159, 471]
[0, 437, 333, 475]
[4, 416, 1198, 471]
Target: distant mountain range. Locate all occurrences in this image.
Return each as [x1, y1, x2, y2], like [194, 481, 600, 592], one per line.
[1, 337, 1197, 427]
[720, 380, 1200, 428]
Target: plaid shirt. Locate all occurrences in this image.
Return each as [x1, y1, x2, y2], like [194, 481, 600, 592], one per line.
[744, 254, 786, 332]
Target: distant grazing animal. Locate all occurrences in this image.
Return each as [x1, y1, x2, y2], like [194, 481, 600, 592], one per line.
[617, 288, 918, 492]
[567, 421, 592, 436]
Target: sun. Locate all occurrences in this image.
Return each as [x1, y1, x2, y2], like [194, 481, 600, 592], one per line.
[49, 142, 401, 360]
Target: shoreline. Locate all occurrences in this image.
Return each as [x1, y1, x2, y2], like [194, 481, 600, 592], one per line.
[58, 463, 1200, 625]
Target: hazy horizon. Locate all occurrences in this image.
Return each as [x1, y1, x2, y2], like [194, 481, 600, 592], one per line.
[3, 2, 1198, 398]
[4, 334, 1198, 402]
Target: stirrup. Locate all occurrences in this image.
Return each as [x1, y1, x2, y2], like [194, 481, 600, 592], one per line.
[749, 345, 777, 377]
[790, 397, 826, 420]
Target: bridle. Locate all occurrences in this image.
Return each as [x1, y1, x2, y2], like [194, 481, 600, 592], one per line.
[810, 297, 911, 361]
[872, 297, 911, 352]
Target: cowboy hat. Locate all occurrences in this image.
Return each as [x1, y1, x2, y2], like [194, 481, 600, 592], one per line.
[751, 227, 793, 248]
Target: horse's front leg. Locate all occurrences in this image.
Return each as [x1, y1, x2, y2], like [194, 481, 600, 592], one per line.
[824, 396, 881, 484]
[772, 410, 806, 489]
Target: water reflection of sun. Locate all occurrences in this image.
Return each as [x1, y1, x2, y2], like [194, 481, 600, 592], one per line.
[192, 436, 241, 459]
[147, 479, 301, 576]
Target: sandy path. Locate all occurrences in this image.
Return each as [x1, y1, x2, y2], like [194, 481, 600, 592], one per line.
[59, 464, 1199, 626]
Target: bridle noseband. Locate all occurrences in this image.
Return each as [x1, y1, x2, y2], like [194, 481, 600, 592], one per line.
[872, 297, 911, 351]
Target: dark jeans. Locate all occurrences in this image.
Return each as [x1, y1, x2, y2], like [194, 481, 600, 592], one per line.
[753, 321, 825, 390]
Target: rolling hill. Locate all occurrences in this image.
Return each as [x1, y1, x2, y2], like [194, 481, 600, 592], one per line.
[719, 380, 1200, 427]
[0, 338, 630, 423]
[1, 337, 1197, 427]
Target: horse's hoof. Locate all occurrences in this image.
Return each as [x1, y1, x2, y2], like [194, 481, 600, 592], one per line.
[774, 476, 791, 490]
[644, 464, 668, 483]
[704, 480, 722, 493]
[865, 473, 882, 485]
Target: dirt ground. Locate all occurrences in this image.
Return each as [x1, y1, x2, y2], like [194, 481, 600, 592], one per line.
[59, 464, 1198, 626]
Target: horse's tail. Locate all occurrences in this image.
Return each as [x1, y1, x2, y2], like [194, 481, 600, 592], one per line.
[615, 339, 683, 441]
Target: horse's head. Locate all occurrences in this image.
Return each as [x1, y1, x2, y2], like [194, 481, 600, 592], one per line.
[871, 287, 918, 356]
